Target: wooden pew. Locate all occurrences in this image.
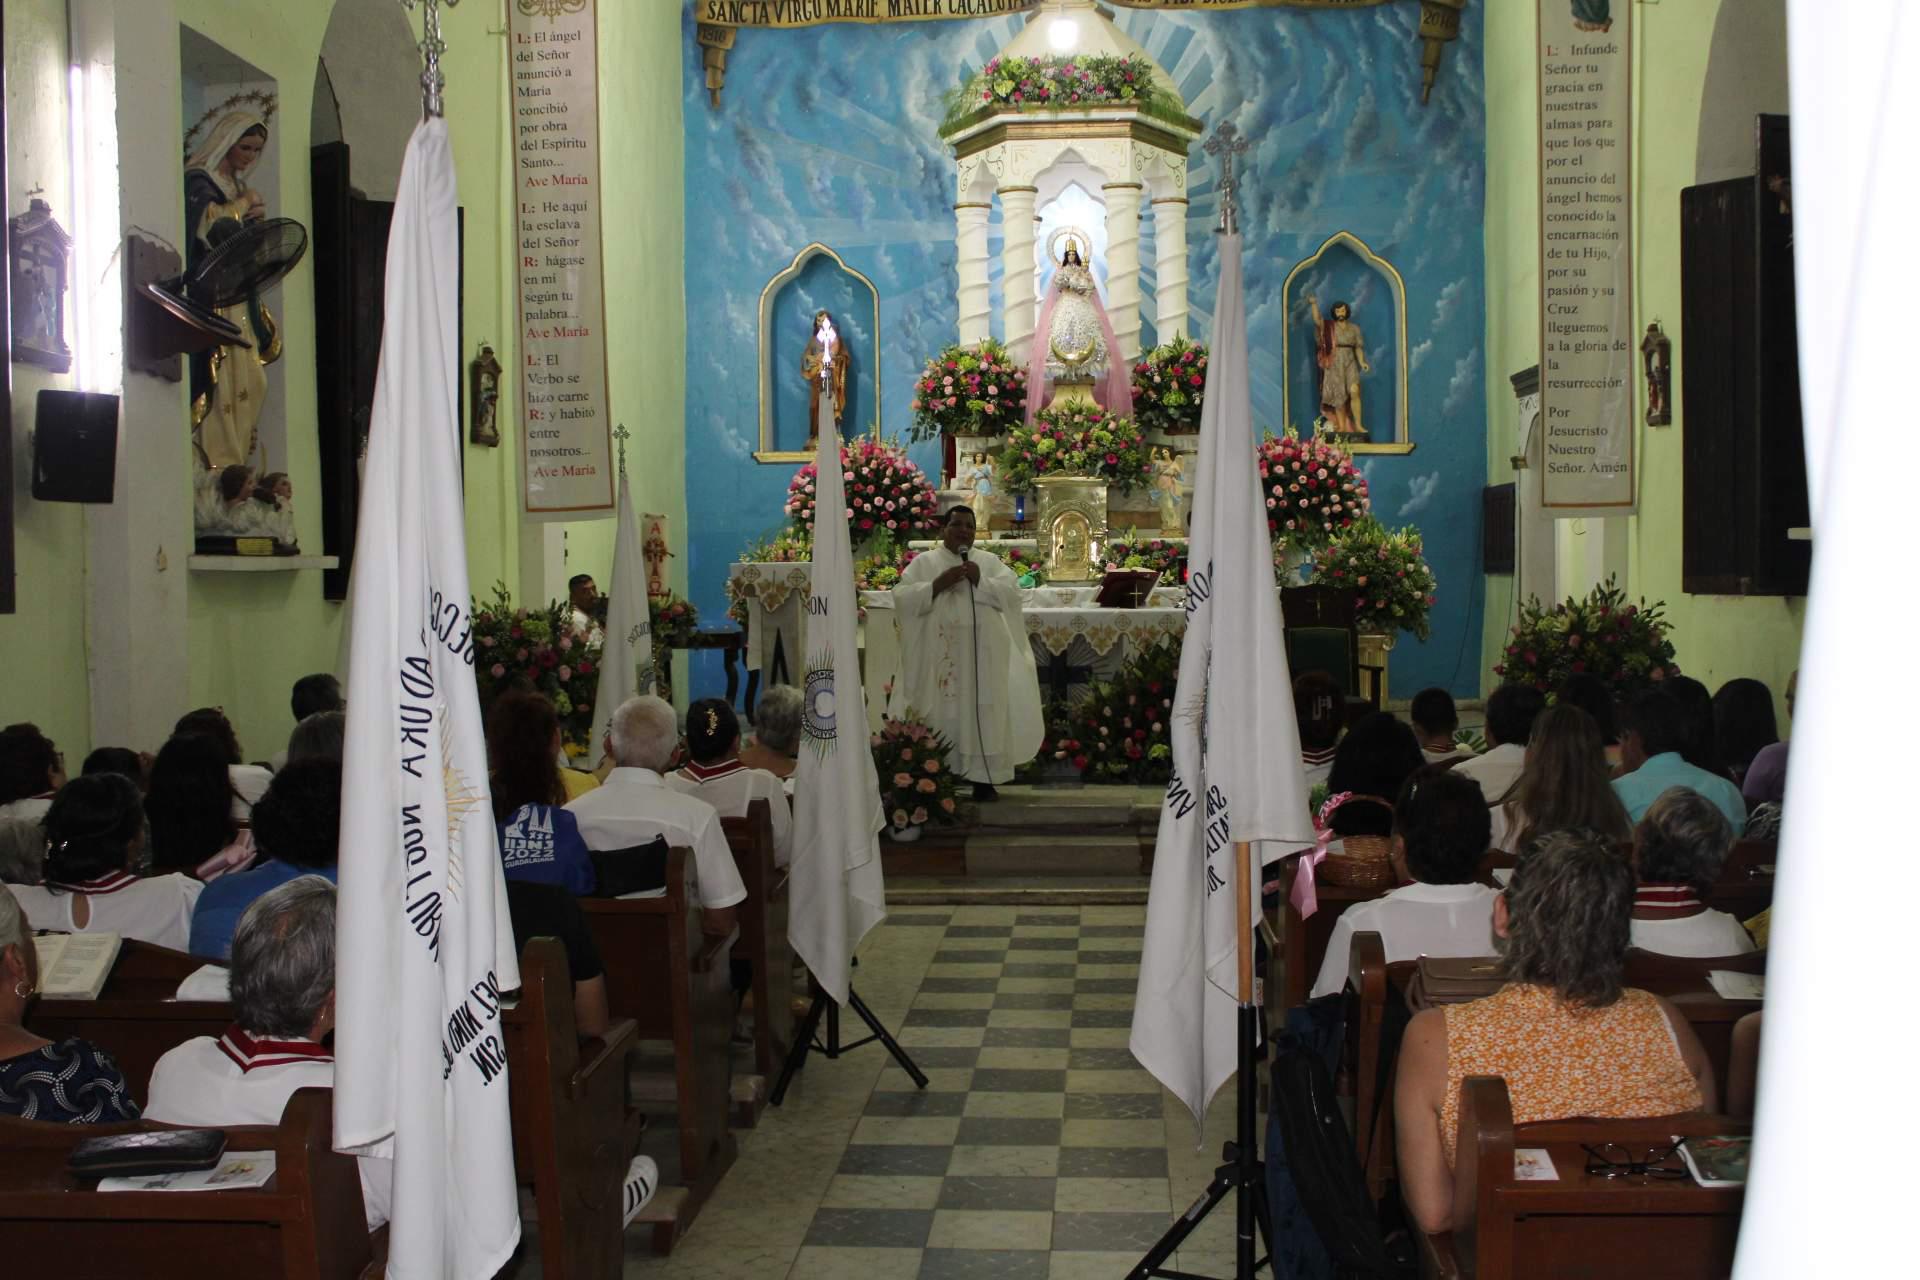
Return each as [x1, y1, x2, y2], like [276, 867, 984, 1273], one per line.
[1709, 838, 1775, 922]
[501, 937, 649, 1272]
[1342, 931, 1395, 1202]
[720, 799, 793, 1106]
[1419, 1076, 1747, 1279]
[34, 938, 654, 1273]
[579, 846, 738, 1233]
[0, 1088, 374, 1279]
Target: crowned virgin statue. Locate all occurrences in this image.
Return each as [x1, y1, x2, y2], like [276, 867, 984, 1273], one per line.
[1026, 232, 1133, 422]
[184, 110, 281, 471]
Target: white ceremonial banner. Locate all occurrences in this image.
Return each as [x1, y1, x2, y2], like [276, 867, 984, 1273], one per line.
[1536, 0, 1634, 513]
[591, 465, 656, 770]
[510, 0, 614, 519]
[1735, 3, 1920, 1274]
[789, 425, 887, 1005]
[1131, 232, 1311, 1130]
[333, 119, 522, 1278]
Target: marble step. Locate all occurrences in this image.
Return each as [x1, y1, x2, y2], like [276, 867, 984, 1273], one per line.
[964, 833, 1147, 877]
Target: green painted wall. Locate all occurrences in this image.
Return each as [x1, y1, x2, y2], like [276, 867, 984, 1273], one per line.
[1480, 0, 1804, 714]
[1, 0, 682, 761]
[1, 0, 89, 757]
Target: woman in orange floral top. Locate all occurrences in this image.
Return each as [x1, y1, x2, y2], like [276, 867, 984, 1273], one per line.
[1394, 830, 1715, 1233]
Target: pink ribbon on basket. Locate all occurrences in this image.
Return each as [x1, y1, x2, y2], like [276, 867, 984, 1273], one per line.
[1288, 790, 1354, 921]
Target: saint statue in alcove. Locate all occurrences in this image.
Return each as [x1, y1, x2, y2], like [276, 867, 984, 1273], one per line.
[800, 309, 850, 445]
[1309, 295, 1372, 439]
[185, 110, 282, 470]
[1028, 231, 1132, 421]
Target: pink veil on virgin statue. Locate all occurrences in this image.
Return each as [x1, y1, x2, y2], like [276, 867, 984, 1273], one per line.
[1026, 268, 1135, 425]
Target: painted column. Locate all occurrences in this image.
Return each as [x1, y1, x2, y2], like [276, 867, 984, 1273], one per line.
[998, 185, 1039, 363]
[954, 202, 993, 347]
[1102, 182, 1144, 361]
[1153, 197, 1190, 341]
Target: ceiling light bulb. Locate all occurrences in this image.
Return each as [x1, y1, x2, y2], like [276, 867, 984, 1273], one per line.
[1048, 16, 1079, 52]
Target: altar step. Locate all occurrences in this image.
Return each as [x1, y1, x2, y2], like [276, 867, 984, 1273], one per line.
[889, 876, 1149, 906]
[883, 784, 1162, 881]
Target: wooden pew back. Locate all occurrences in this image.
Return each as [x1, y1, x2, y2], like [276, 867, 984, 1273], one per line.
[579, 847, 738, 1204]
[34, 940, 228, 1105]
[500, 936, 644, 1276]
[0, 1088, 372, 1280]
[1426, 1076, 1747, 1280]
[720, 799, 793, 1081]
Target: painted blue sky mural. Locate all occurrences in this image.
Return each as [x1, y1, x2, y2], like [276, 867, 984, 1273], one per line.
[681, 4, 1486, 695]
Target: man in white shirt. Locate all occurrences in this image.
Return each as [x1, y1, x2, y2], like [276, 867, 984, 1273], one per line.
[568, 695, 747, 935]
[1452, 684, 1545, 808]
[1311, 770, 1499, 998]
[568, 572, 603, 645]
[145, 876, 393, 1231]
[668, 698, 793, 868]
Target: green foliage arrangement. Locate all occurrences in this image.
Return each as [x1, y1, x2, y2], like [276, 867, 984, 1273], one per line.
[1495, 576, 1679, 692]
[996, 405, 1152, 495]
[941, 53, 1186, 134]
[1312, 517, 1439, 642]
[1104, 531, 1187, 585]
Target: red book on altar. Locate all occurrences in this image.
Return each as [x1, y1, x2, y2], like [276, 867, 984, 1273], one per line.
[1096, 569, 1161, 609]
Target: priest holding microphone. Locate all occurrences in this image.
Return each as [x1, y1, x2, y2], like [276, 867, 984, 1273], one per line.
[890, 506, 1043, 801]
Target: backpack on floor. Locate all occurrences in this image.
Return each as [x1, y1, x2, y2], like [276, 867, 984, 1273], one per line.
[1267, 1020, 1410, 1279]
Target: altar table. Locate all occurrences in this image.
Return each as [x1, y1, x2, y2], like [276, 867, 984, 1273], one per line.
[726, 562, 1186, 731]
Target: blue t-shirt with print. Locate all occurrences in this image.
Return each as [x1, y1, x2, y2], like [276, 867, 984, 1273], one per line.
[497, 803, 595, 895]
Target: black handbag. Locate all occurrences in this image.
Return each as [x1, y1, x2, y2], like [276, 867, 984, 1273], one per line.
[67, 1129, 227, 1179]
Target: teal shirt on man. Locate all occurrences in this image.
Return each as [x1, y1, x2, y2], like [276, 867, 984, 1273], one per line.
[1611, 752, 1747, 828]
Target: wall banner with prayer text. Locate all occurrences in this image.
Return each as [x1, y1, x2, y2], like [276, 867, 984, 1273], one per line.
[1536, 0, 1632, 512]
[512, 0, 614, 520]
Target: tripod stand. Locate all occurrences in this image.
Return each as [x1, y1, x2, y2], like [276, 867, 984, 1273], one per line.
[770, 959, 928, 1105]
[1129, 841, 1275, 1280]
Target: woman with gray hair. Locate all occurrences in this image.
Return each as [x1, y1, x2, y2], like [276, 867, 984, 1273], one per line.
[740, 686, 802, 784]
[0, 883, 141, 1123]
[146, 876, 393, 1230]
[1630, 786, 1756, 956]
[0, 817, 45, 885]
[1394, 831, 1714, 1234]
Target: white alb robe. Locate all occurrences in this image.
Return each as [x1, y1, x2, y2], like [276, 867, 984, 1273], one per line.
[890, 547, 1043, 783]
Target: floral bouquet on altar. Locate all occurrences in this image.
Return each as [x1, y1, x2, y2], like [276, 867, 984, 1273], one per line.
[1076, 638, 1180, 785]
[997, 405, 1153, 495]
[1257, 428, 1369, 551]
[472, 582, 600, 741]
[649, 591, 699, 646]
[872, 712, 962, 832]
[1130, 336, 1209, 434]
[909, 339, 1029, 442]
[1496, 576, 1678, 693]
[1105, 531, 1186, 586]
[1313, 518, 1438, 642]
[785, 437, 941, 541]
[985, 544, 1044, 585]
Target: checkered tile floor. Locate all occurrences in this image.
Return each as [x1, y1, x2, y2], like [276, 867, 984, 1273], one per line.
[608, 902, 1247, 1279]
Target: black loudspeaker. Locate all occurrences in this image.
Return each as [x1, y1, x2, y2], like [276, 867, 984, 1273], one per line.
[31, 389, 120, 503]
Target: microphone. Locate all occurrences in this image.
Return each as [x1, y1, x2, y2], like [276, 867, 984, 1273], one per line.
[958, 546, 970, 563]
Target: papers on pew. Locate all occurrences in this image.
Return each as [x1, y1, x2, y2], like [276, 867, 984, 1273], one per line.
[98, 1152, 277, 1193]
[1513, 1148, 1559, 1181]
[33, 932, 121, 1000]
[1707, 970, 1765, 1001]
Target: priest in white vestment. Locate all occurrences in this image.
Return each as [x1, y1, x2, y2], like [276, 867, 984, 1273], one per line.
[890, 505, 1043, 800]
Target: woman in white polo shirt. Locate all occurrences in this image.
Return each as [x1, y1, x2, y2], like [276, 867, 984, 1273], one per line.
[12, 774, 203, 952]
[668, 699, 792, 868]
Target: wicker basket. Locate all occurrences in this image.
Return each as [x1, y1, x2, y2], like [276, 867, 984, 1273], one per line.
[1318, 832, 1396, 890]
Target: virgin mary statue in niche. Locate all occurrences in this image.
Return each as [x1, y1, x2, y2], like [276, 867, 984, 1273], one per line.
[185, 110, 282, 470]
[1026, 232, 1132, 422]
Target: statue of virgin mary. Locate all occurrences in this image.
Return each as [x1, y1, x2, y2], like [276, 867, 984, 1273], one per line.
[185, 110, 281, 471]
[1026, 234, 1133, 424]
